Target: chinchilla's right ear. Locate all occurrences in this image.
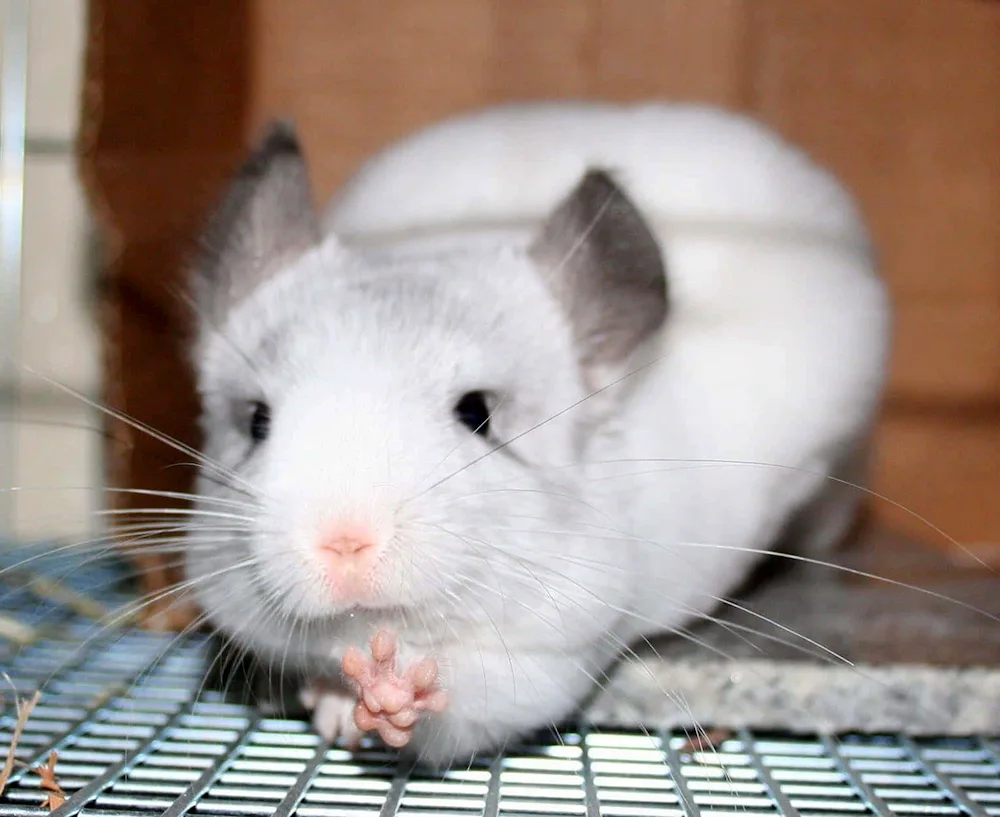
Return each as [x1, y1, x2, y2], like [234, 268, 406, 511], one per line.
[194, 120, 321, 322]
[529, 168, 668, 384]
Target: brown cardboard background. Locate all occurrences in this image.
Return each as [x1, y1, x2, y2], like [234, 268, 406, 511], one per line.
[77, 1, 1000, 620]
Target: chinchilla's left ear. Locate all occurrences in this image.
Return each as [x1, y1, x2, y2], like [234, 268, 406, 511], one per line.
[529, 169, 668, 378]
[194, 120, 321, 322]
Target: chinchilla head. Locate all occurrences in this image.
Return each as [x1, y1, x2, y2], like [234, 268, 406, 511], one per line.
[182, 121, 668, 659]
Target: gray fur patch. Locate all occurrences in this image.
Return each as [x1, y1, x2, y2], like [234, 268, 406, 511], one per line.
[194, 120, 320, 322]
[529, 169, 668, 369]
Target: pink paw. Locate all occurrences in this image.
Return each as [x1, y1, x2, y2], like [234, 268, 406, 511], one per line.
[341, 629, 449, 749]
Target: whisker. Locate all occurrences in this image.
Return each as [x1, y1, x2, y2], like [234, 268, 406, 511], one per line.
[93, 506, 257, 524]
[20, 364, 258, 496]
[407, 352, 667, 504]
[0, 522, 243, 579]
[418, 390, 512, 486]
[463, 454, 995, 574]
[5, 556, 261, 706]
[454, 519, 1000, 627]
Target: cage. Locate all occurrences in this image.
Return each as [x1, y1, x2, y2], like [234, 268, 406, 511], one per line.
[2, 552, 1000, 815]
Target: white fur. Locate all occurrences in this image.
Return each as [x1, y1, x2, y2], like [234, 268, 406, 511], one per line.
[324, 99, 891, 645]
[324, 100, 869, 245]
[186, 101, 892, 768]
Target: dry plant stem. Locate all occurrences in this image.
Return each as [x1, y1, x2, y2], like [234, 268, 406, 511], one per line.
[0, 686, 42, 798]
[33, 751, 66, 809]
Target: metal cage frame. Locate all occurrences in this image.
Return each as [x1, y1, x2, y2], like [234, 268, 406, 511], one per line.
[1, 552, 998, 817]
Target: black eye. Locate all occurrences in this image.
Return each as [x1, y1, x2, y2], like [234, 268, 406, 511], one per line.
[454, 391, 492, 437]
[249, 401, 271, 443]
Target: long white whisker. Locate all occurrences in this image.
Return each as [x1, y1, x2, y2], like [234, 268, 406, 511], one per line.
[407, 353, 667, 504]
[458, 518, 1000, 627]
[93, 506, 256, 523]
[0, 484, 260, 512]
[21, 364, 258, 496]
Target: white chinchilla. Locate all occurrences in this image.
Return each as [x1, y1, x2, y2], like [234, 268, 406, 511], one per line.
[184, 101, 891, 768]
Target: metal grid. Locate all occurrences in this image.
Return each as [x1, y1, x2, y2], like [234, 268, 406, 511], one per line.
[1, 556, 998, 816]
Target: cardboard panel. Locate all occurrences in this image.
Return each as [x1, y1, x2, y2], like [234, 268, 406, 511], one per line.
[747, 0, 1000, 552]
[874, 412, 1000, 552]
[748, 0, 1000, 301]
[490, 0, 595, 98]
[78, 0, 250, 626]
[594, 0, 751, 105]
[249, 0, 499, 200]
[79, 2, 249, 153]
[890, 298, 1000, 402]
[248, 0, 757, 198]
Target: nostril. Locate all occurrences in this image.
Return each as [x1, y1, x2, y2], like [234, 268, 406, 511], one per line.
[317, 523, 379, 559]
[320, 535, 374, 557]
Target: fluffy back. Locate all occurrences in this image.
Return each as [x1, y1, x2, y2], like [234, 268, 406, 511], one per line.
[324, 101, 870, 247]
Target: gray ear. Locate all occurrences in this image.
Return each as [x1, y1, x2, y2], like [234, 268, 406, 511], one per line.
[529, 169, 667, 372]
[194, 120, 320, 319]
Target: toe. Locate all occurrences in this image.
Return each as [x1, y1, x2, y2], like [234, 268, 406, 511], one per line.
[354, 701, 380, 733]
[374, 681, 413, 715]
[361, 686, 383, 715]
[387, 707, 418, 729]
[341, 646, 369, 681]
[370, 630, 397, 663]
[377, 720, 412, 749]
[407, 657, 439, 690]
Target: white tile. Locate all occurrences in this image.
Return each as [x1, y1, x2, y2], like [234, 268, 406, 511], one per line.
[20, 153, 100, 394]
[12, 399, 102, 539]
[11, 151, 103, 541]
[25, 0, 85, 141]
[1, 0, 98, 543]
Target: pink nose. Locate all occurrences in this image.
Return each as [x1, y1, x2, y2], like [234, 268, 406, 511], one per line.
[318, 524, 377, 558]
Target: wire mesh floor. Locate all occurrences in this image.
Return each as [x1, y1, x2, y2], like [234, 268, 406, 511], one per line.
[1, 550, 998, 816]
